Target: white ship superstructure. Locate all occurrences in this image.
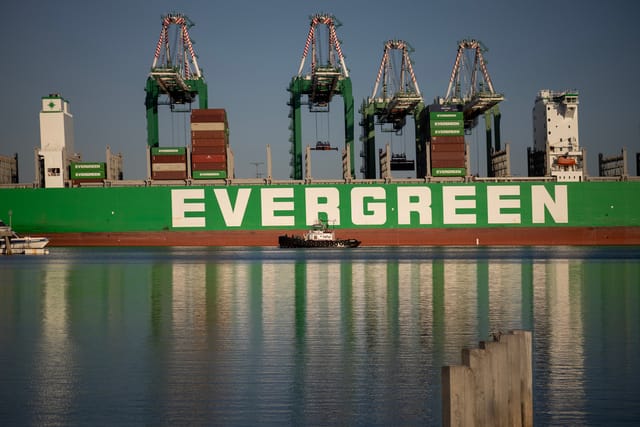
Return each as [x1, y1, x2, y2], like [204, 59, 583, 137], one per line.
[37, 94, 76, 188]
[532, 89, 584, 181]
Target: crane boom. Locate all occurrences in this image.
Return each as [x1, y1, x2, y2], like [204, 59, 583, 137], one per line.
[145, 13, 208, 147]
[442, 39, 503, 130]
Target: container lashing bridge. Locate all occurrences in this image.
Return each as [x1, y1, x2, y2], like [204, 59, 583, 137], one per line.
[360, 40, 426, 178]
[145, 13, 208, 147]
[441, 39, 504, 175]
[287, 13, 354, 180]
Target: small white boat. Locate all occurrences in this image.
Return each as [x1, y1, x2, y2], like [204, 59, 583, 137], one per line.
[0, 220, 49, 254]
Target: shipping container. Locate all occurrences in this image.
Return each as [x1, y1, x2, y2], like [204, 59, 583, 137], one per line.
[191, 130, 228, 140]
[430, 128, 465, 137]
[191, 137, 228, 147]
[191, 153, 226, 163]
[429, 111, 463, 120]
[151, 147, 187, 156]
[430, 142, 465, 152]
[431, 167, 466, 177]
[429, 119, 464, 128]
[151, 155, 187, 163]
[430, 136, 466, 144]
[192, 170, 227, 179]
[70, 162, 106, 180]
[70, 162, 106, 171]
[151, 171, 188, 180]
[430, 151, 467, 162]
[191, 145, 227, 155]
[191, 122, 226, 132]
[151, 163, 187, 172]
[71, 178, 105, 186]
[431, 160, 466, 168]
[427, 103, 463, 113]
[191, 108, 227, 123]
[70, 172, 106, 180]
[192, 161, 227, 171]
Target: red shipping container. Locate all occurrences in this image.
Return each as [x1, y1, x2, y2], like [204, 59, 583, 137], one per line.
[191, 145, 226, 155]
[191, 130, 228, 140]
[152, 171, 187, 180]
[192, 161, 227, 171]
[430, 135, 466, 144]
[191, 108, 227, 123]
[151, 155, 187, 163]
[430, 151, 466, 162]
[191, 137, 227, 147]
[431, 159, 466, 168]
[430, 142, 465, 152]
[192, 154, 226, 163]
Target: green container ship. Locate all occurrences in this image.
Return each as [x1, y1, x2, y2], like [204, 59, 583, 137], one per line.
[1, 180, 639, 246]
[1, 14, 638, 247]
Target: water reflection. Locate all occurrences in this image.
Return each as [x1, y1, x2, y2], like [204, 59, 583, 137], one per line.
[0, 247, 638, 425]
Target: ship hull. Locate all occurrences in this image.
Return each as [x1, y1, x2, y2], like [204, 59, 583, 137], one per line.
[1, 180, 639, 247]
[38, 226, 640, 247]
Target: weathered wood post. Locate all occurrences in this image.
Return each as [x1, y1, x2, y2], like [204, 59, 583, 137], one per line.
[442, 330, 532, 427]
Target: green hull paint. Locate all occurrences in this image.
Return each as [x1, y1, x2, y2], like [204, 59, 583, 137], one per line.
[1, 181, 639, 234]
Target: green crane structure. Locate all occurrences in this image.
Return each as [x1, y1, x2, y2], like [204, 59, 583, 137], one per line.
[145, 13, 208, 148]
[441, 39, 503, 175]
[360, 40, 426, 178]
[287, 14, 354, 180]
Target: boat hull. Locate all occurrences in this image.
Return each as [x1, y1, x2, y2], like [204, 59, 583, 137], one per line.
[0, 237, 49, 250]
[279, 234, 361, 248]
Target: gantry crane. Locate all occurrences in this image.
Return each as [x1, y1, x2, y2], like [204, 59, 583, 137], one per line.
[360, 40, 426, 178]
[441, 39, 504, 175]
[145, 13, 208, 147]
[287, 13, 354, 180]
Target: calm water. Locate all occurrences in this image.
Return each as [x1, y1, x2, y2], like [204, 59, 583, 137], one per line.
[1, 246, 639, 426]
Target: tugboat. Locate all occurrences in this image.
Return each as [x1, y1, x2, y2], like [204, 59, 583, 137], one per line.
[279, 220, 361, 248]
[0, 220, 49, 255]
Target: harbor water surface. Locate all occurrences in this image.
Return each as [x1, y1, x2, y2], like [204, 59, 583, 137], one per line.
[1, 246, 639, 426]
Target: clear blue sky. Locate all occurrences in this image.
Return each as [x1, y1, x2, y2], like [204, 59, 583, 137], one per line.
[2, 0, 639, 181]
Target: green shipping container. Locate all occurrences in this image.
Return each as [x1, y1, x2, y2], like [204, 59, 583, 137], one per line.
[429, 111, 463, 121]
[71, 171, 106, 179]
[430, 128, 465, 137]
[432, 167, 466, 177]
[71, 162, 106, 171]
[151, 147, 187, 156]
[192, 170, 227, 179]
[429, 120, 464, 128]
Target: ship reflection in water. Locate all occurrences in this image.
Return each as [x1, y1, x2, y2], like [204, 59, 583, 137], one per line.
[0, 247, 638, 426]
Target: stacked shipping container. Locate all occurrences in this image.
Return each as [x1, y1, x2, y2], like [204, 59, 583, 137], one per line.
[191, 109, 228, 179]
[70, 162, 106, 186]
[427, 105, 466, 177]
[150, 147, 188, 180]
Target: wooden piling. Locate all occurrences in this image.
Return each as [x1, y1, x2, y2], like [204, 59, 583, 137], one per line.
[442, 330, 532, 427]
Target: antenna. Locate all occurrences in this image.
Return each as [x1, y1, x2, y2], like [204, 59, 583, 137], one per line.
[251, 162, 264, 178]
